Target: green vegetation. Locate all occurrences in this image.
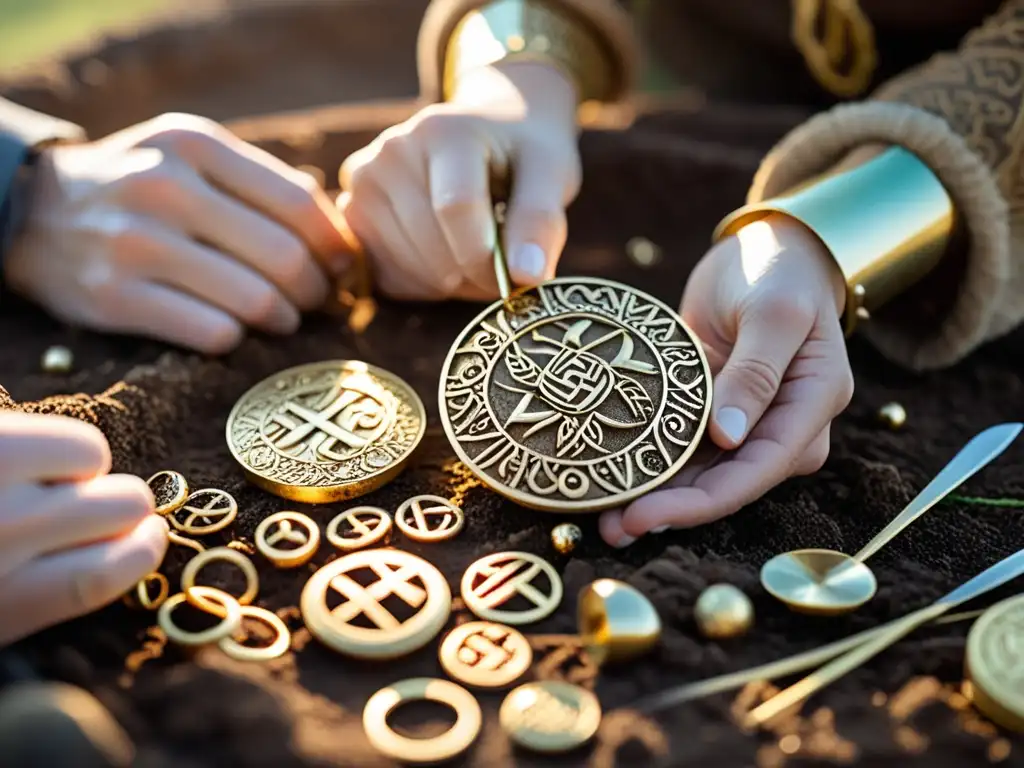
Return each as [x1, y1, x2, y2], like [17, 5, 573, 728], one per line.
[0, 0, 174, 71]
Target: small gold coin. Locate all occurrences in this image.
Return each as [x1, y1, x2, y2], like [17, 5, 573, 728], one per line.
[461, 551, 563, 625]
[551, 523, 582, 555]
[439, 277, 712, 513]
[500, 681, 601, 753]
[326, 506, 392, 551]
[226, 360, 427, 503]
[363, 678, 482, 764]
[255, 511, 320, 568]
[966, 594, 1024, 732]
[132, 572, 169, 610]
[180, 546, 260, 617]
[170, 489, 238, 536]
[439, 621, 532, 688]
[301, 549, 451, 659]
[218, 606, 291, 662]
[158, 587, 242, 647]
[395, 495, 465, 542]
[146, 470, 189, 516]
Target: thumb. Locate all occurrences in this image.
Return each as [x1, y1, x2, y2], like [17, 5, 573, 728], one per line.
[710, 299, 813, 449]
[503, 142, 578, 285]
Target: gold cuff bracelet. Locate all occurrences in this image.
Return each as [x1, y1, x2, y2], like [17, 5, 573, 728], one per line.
[713, 146, 955, 336]
[443, 0, 614, 104]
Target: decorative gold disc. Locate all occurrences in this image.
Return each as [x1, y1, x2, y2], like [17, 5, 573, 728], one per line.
[180, 546, 260, 616]
[500, 681, 601, 753]
[966, 594, 1024, 732]
[760, 549, 877, 616]
[147, 471, 189, 516]
[363, 678, 482, 763]
[461, 551, 563, 625]
[439, 277, 712, 513]
[395, 495, 465, 542]
[226, 360, 427, 503]
[326, 506, 392, 551]
[158, 587, 242, 647]
[170, 489, 238, 536]
[218, 606, 292, 662]
[254, 511, 321, 568]
[301, 549, 451, 659]
[439, 621, 532, 688]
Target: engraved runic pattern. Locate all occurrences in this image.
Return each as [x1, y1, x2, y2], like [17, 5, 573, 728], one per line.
[328, 561, 427, 631]
[440, 278, 711, 512]
[457, 625, 518, 670]
[462, 552, 563, 625]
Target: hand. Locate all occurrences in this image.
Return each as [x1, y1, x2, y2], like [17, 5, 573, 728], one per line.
[5, 113, 352, 354]
[600, 214, 855, 546]
[338, 61, 581, 300]
[0, 412, 167, 647]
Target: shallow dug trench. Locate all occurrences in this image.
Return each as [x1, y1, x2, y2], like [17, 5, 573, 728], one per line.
[3, 2, 1024, 767]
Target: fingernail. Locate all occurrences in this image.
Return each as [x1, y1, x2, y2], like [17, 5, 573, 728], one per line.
[266, 301, 301, 334]
[650, 525, 670, 534]
[614, 534, 636, 549]
[716, 406, 748, 444]
[510, 243, 547, 282]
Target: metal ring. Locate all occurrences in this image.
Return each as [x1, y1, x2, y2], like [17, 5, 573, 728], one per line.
[158, 587, 242, 647]
[135, 573, 170, 610]
[218, 606, 292, 662]
[180, 546, 260, 618]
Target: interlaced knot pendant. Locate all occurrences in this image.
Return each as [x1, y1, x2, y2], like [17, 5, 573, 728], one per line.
[439, 277, 712, 513]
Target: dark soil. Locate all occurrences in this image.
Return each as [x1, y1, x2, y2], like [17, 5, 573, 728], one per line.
[3, 2, 1024, 767]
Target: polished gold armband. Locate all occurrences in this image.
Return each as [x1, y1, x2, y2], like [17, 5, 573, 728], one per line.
[442, 0, 615, 105]
[713, 146, 955, 336]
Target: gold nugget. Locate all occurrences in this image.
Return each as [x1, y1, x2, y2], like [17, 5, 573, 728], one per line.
[41, 345, 73, 374]
[551, 523, 582, 555]
[226, 361, 427, 504]
[694, 584, 754, 639]
[877, 402, 907, 430]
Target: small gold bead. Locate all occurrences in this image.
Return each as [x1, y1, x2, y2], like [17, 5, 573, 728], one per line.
[877, 402, 907, 430]
[626, 237, 662, 268]
[41, 345, 74, 374]
[551, 523, 582, 555]
[694, 583, 754, 639]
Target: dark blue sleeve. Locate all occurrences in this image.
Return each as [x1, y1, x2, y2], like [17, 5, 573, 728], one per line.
[0, 131, 31, 257]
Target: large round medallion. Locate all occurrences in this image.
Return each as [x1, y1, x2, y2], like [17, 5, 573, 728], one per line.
[966, 594, 1024, 732]
[226, 361, 426, 503]
[439, 278, 712, 512]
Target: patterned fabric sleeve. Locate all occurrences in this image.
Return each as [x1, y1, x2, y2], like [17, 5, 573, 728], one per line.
[745, 2, 1024, 370]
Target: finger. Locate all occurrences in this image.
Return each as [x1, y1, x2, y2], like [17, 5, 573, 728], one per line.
[620, 351, 844, 534]
[0, 515, 168, 647]
[0, 414, 110, 487]
[0, 475, 154, 580]
[169, 176, 328, 311]
[427, 136, 496, 294]
[503, 143, 572, 286]
[708, 298, 814, 450]
[598, 509, 637, 549]
[133, 219, 300, 334]
[102, 280, 243, 355]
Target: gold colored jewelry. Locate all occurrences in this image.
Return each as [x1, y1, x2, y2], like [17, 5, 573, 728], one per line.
[439, 277, 712, 513]
[363, 678, 482, 763]
[791, 0, 876, 98]
[693, 584, 754, 640]
[170, 488, 238, 536]
[168, 530, 205, 554]
[443, 0, 616, 105]
[40, 345, 74, 374]
[550, 523, 582, 555]
[439, 621, 532, 688]
[146, 470, 189, 516]
[157, 586, 242, 647]
[301, 549, 452, 659]
[227, 540, 255, 555]
[714, 146, 954, 337]
[877, 402, 907, 430]
[500, 681, 601, 753]
[578, 578, 661, 665]
[326, 506, 392, 551]
[395, 495, 464, 542]
[254, 511, 321, 569]
[134, 573, 170, 611]
[461, 551, 562, 625]
[218, 606, 292, 662]
[180, 546, 260, 617]
[225, 361, 427, 504]
[965, 594, 1024, 733]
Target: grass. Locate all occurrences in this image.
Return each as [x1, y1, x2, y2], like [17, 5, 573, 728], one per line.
[0, 0, 175, 71]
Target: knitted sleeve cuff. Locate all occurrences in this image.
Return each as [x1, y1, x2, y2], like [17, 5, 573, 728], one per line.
[746, 100, 1010, 371]
[417, 0, 637, 104]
